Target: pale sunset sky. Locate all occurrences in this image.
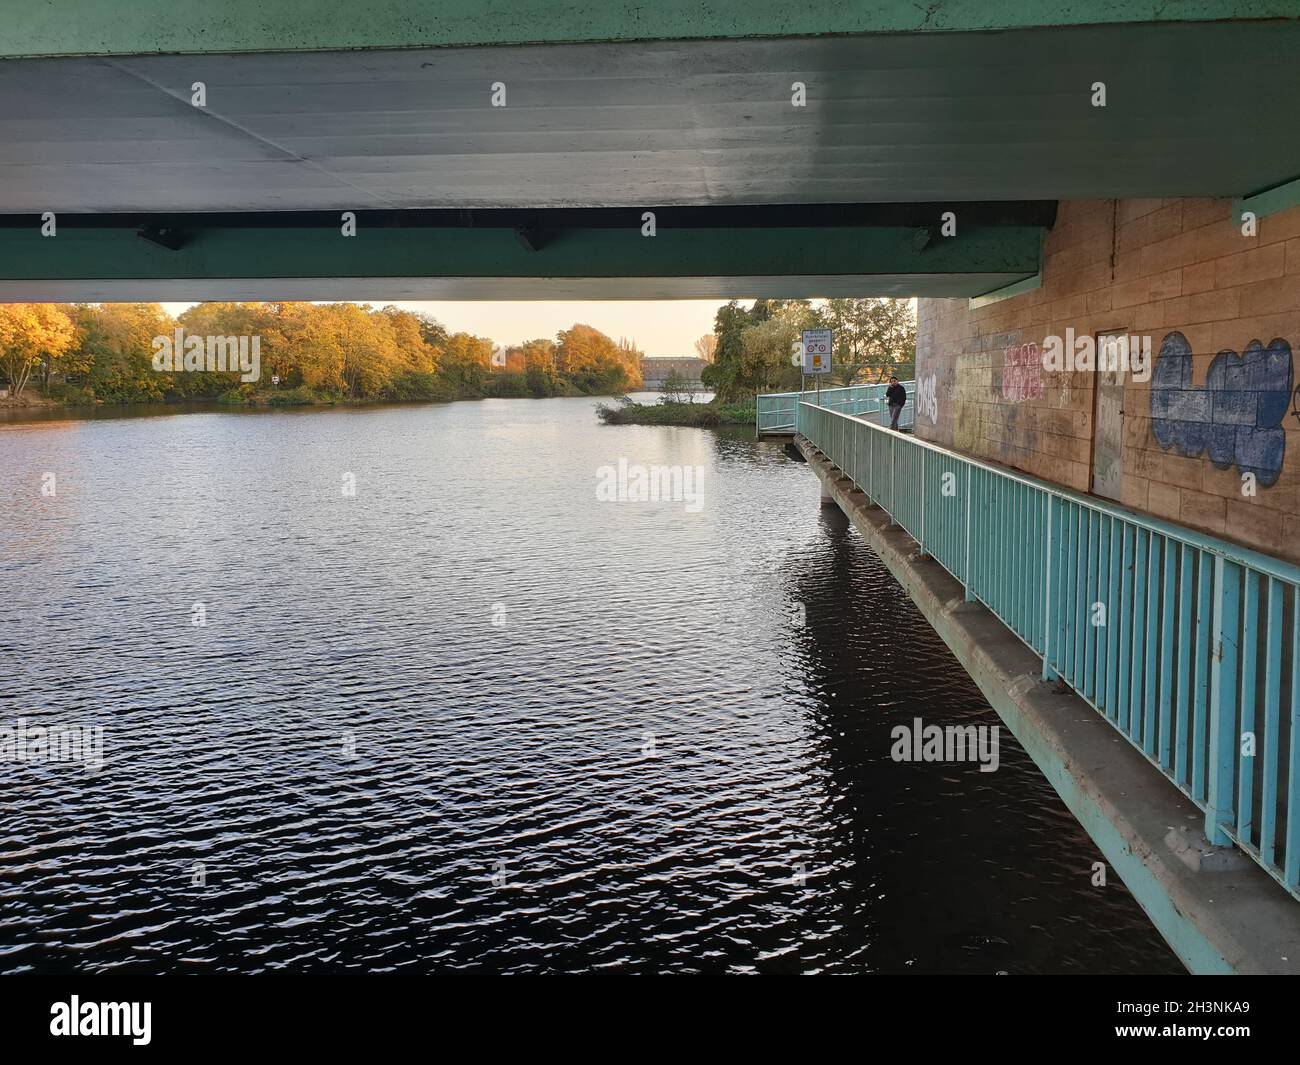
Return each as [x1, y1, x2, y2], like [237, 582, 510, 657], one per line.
[160, 300, 736, 358]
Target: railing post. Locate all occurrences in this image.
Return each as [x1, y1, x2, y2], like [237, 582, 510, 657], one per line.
[889, 435, 896, 526]
[1206, 556, 1240, 846]
[964, 464, 974, 602]
[868, 416, 874, 500]
[919, 447, 926, 556]
[1042, 494, 1055, 681]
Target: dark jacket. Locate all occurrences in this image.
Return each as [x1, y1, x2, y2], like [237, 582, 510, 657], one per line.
[886, 383, 907, 407]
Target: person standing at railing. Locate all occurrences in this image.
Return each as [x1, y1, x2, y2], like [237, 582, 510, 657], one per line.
[886, 376, 907, 431]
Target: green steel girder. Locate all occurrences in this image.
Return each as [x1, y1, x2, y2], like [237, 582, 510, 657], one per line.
[2, 0, 1296, 57]
[0, 221, 1042, 301]
[1233, 175, 1300, 222]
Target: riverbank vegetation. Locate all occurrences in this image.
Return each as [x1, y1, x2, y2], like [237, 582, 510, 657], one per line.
[703, 297, 916, 404]
[597, 366, 751, 426]
[597, 298, 915, 429]
[596, 397, 755, 427]
[0, 303, 643, 407]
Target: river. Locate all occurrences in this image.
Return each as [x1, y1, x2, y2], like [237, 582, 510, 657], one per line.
[0, 396, 1181, 973]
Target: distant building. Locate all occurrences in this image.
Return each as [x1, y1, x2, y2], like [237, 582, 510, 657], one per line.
[640, 356, 707, 387]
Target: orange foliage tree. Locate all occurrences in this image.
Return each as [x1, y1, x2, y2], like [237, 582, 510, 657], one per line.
[0, 304, 76, 397]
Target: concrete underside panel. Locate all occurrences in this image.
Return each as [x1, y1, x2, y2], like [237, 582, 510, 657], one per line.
[8, 1, 1296, 55]
[799, 436, 1300, 975]
[2, 21, 1299, 213]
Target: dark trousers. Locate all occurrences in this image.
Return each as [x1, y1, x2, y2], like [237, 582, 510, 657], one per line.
[888, 403, 903, 430]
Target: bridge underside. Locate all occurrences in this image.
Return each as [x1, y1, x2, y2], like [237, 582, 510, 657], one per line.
[1, 8, 1298, 299]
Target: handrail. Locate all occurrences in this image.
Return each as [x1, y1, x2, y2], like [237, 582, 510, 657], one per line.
[805, 401, 1300, 588]
[756, 381, 915, 434]
[797, 399, 1300, 902]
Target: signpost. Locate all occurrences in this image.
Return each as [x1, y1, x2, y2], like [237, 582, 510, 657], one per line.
[802, 328, 833, 376]
[802, 328, 833, 404]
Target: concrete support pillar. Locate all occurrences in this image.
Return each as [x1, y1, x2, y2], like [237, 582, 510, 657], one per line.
[820, 480, 835, 507]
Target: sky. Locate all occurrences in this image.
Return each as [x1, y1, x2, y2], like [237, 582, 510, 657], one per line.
[160, 300, 735, 358]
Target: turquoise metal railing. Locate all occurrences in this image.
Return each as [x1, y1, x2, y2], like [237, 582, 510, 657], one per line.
[798, 400, 1300, 901]
[756, 382, 915, 434]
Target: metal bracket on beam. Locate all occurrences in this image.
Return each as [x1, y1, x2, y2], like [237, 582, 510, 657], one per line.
[1232, 175, 1300, 223]
[514, 227, 554, 252]
[136, 225, 188, 251]
[910, 226, 942, 253]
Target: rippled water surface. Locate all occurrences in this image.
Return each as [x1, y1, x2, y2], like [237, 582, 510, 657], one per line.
[0, 397, 1181, 974]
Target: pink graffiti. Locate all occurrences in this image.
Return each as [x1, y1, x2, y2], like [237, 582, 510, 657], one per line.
[1002, 342, 1044, 402]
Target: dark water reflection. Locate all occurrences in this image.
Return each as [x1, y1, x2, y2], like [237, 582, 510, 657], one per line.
[0, 397, 1181, 973]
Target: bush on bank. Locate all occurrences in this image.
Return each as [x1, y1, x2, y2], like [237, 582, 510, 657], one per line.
[596, 398, 756, 427]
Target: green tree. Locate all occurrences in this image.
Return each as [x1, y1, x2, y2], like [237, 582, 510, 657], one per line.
[740, 317, 803, 394]
[822, 298, 917, 383]
[412, 311, 449, 350]
[701, 300, 754, 403]
[74, 304, 175, 402]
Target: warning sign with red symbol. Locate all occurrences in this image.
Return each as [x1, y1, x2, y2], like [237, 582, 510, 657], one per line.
[802, 328, 833, 375]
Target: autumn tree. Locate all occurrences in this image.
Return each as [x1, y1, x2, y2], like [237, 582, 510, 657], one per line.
[616, 337, 645, 390]
[556, 324, 639, 393]
[0, 303, 674, 406]
[328, 304, 402, 397]
[0, 304, 77, 398]
[168, 302, 275, 396]
[507, 338, 562, 396]
[436, 333, 494, 397]
[380, 305, 438, 375]
[693, 334, 717, 363]
[510, 338, 554, 374]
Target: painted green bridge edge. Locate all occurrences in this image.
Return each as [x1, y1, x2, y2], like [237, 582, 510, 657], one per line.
[0, 225, 1043, 280]
[1, 0, 1297, 57]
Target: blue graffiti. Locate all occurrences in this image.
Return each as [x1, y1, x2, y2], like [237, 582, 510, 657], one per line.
[1150, 331, 1292, 488]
